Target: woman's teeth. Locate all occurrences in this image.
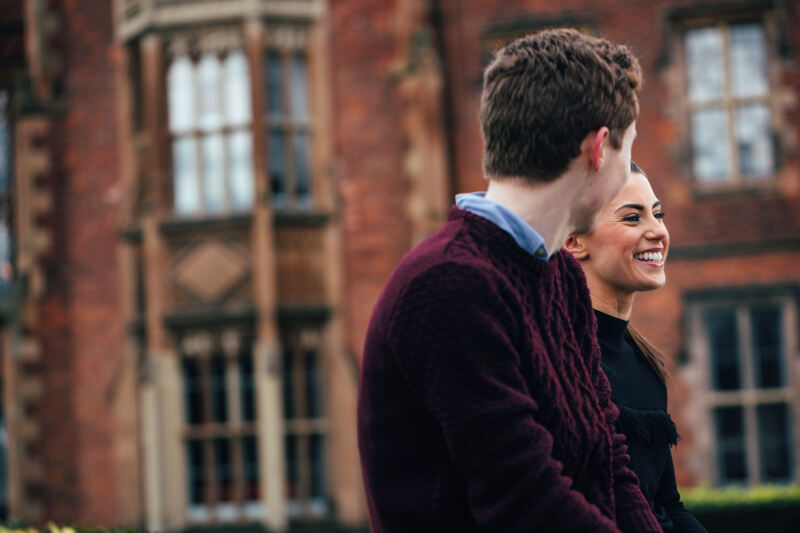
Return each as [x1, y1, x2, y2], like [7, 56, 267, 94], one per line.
[634, 251, 663, 262]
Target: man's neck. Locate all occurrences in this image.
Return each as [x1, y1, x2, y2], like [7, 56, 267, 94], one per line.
[484, 172, 587, 256]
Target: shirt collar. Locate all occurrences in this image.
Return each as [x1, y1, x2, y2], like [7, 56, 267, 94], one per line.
[455, 192, 550, 260]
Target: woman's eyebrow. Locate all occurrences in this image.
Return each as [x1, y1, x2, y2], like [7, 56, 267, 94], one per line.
[653, 200, 662, 208]
[614, 203, 644, 212]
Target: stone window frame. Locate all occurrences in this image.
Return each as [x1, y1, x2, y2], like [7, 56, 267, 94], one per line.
[669, 6, 786, 192]
[684, 286, 800, 486]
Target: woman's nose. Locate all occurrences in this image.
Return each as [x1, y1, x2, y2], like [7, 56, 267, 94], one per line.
[645, 216, 668, 241]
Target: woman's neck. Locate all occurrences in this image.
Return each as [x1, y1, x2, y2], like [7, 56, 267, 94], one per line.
[584, 271, 635, 320]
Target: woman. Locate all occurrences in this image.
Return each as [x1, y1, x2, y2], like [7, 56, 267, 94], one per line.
[565, 162, 706, 532]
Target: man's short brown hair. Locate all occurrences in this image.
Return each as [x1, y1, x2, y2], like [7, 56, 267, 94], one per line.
[480, 28, 642, 182]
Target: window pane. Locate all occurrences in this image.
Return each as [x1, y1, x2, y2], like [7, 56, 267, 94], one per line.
[706, 308, 740, 390]
[685, 27, 725, 103]
[187, 439, 207, 504]
[691, 108, 730, 183]
[282, 344, 295, 420]
[0, 91, 10, 192]
[168, 56, 195, 133]
[295, 132, 312, 209]
[730, 24, 768, 98]
[758, 403, 792, 482]
[201, 133, 225, 214]
[224, 50, 252, 126]
[228, 131, 254, 211]
[0, 212, 12, 296]
[265, 51, 282, 119]
[290, 54, 309, 120]
[310, 434, 327, 500]
[735, 104, 773, 179]
[198, 54, 223, 131]
[242, 435, 260, 501]
[214, 438, 233, 502]
[751, 305, 784, 388]
[240, 349, 256, 422]
[285, 434, 298, 499]
[714, 406, 747, 483]
[305, 347, 324, 419]
[172, 137, 201, 215]
[269, 131, 286, 208]
[210, 355, 228, 424]
[182, 357, 204, 425]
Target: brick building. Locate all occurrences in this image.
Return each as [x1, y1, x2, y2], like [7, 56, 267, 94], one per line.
[0, 0, 798, 531]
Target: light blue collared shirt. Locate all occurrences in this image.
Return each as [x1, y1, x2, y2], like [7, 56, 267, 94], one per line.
[455, 192, 550, 261]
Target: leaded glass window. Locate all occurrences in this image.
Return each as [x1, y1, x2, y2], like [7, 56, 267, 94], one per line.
[168, 50, 254, 216]
[684, 22, 774, 184]
[264, 50, 313, 210]
[700, 300, 794, 485]
[180, 328, 262, 522]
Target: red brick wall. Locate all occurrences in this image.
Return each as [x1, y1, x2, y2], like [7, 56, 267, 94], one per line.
[330, 0, 414, 362]
[38, 0, 123, 525]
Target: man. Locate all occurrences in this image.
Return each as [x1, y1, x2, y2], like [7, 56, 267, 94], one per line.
[358, 29, 661, 532]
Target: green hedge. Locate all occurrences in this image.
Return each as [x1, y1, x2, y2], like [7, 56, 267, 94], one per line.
[681, 484, 800, 533]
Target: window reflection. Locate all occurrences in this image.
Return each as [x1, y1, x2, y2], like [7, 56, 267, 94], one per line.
[173, 137, 201, 215]
[690, 108, 730, 183]
[735, 104, 773, 179]
[202, 133, 225, 214]
[730, 24, 768, 98]
[685, 28, 724, 103]
[265, 51, 313, 210]
[168, 56, 195, 134]
[0, 91, 12, 297]
[291, 54, 309, 120]
[224, 50, 252, 126]
[228, 131, 254, 211]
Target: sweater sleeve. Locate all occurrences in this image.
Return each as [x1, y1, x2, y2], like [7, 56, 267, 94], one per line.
[563, 254, 662, 533]
[608, 428, 664, 533]
[585, 330, 663, 533]
[657, 452, 708, 533]
[387, 263, 622, 533]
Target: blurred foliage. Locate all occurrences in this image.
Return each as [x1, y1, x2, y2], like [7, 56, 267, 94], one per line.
[0, 524, 148, 533]
[681, 484, 800, 533]
[681, 483, 800, 509]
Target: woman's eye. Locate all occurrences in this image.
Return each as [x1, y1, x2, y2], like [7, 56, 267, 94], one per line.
[655, 212, 665, 219]
[622, 214, 640, 222]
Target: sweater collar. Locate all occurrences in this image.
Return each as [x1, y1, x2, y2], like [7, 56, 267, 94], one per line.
[454, 192, 550, 260]
[447, 206, 563, 275]
[594, 309, 629, 346]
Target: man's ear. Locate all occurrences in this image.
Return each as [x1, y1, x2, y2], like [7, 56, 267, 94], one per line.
[564, 234, 588, 260]
[589, 126, 610, 172]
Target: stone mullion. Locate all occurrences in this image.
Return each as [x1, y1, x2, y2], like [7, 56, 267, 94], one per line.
[280, 47, 298, 209]
[139, 31, 173, 532]
[224, 332, 245, 511]
[246, 18, 288, 532]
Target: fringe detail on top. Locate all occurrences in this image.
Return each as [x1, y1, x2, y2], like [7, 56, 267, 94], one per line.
[615, 404, 679, 447]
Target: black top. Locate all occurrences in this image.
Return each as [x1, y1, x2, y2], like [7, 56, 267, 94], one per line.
[595, 310, 707, 533]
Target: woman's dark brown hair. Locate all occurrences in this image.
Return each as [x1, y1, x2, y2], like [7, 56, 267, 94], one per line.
[626, 326, 669, 383]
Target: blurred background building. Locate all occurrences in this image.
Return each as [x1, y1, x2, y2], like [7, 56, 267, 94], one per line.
[0, 0, 798, 531]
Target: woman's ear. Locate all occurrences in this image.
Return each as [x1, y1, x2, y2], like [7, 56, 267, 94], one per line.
[564, 234, 588, 260]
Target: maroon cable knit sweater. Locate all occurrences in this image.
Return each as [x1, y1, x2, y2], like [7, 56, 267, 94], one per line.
[358, 207, 662, 532]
